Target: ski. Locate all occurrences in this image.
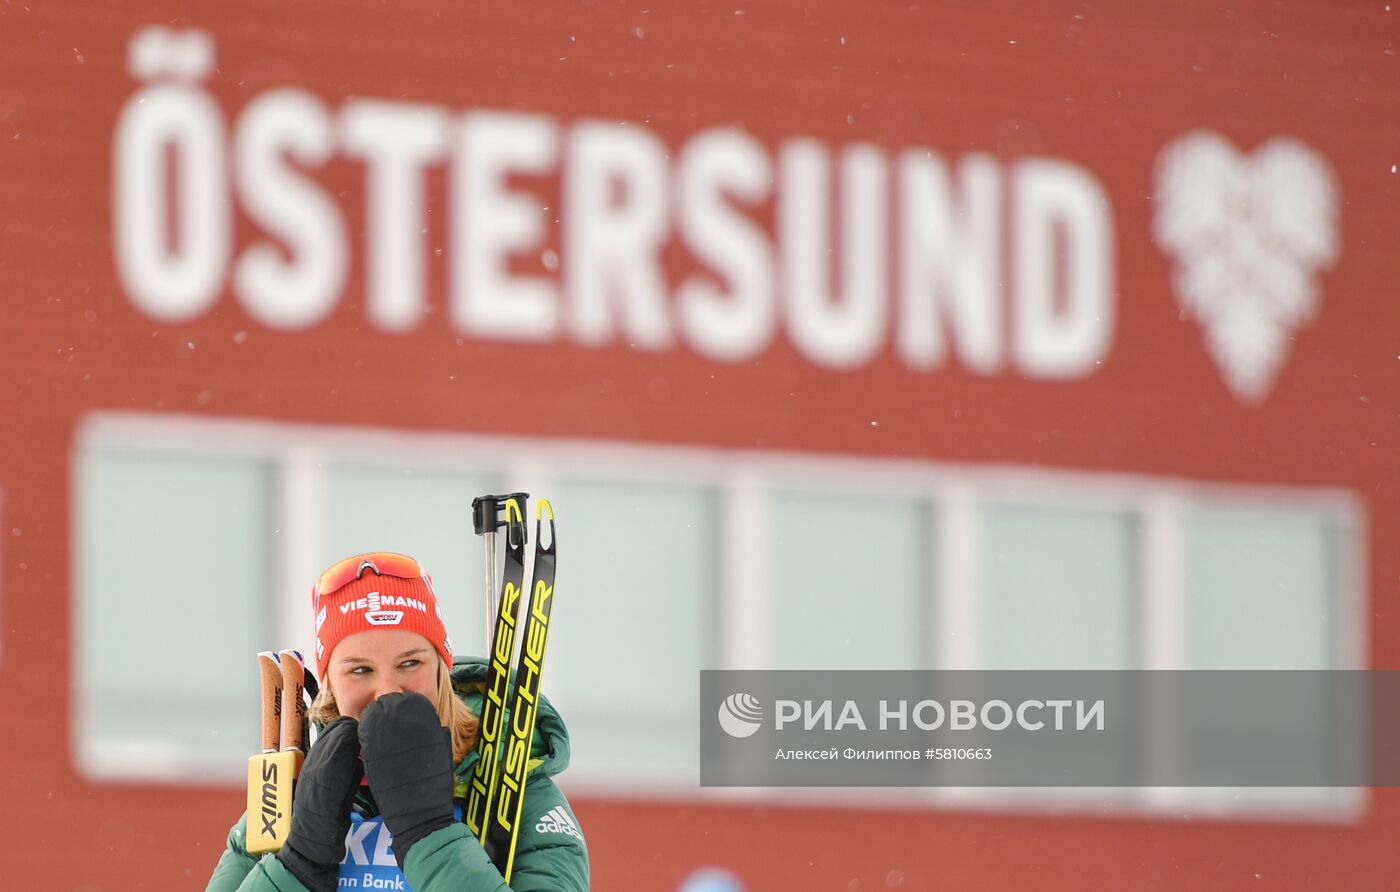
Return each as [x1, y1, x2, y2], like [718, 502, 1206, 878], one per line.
[464, 496, 529, 839]
[484, 499, 558, 881]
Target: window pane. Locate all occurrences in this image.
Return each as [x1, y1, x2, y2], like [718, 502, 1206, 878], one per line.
[1177, 509, 1342, 812]
[1182, 507, 1337, 670]
[76, 450, 273, 780]
[770, 492, 930, 670]
[322, 464, 498, 661]
[543, 479, 715, 783]
[978, 505, 1136, 669]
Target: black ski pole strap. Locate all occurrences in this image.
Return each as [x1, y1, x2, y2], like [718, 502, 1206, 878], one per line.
[471, 493, 531, 545]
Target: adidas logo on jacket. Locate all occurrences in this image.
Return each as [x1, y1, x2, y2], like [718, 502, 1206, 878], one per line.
[536, 806, 584, 841]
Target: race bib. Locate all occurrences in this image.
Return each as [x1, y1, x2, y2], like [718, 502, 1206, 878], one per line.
[335, 804, 468, 890]
[337, 813, 408, 890]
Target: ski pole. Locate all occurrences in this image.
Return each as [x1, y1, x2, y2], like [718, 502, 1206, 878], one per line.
[471, 493, 530, 652]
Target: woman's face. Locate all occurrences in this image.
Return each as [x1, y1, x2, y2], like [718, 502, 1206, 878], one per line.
[326, 629, 439, 721]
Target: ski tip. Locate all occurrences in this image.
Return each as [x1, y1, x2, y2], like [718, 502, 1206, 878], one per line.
[505, 497, 529, 549]
[536, 500, 556, 552]
[506, 497, 524, 524]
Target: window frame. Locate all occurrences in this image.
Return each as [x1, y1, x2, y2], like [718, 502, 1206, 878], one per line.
[73, 412, 1367, 821]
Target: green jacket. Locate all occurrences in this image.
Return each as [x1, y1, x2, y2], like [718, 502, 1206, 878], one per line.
[205, 657, 589, 891]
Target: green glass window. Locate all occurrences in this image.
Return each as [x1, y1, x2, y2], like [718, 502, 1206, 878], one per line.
[76, 449, 274, 780]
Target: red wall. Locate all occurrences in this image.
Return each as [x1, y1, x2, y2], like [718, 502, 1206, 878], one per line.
[1, 1, 1398, 887]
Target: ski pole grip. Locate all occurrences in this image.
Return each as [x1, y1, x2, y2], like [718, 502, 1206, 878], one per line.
[472, 493, 531, 542]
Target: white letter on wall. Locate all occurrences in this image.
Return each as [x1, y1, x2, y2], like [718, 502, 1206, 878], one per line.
[565, 121, 671, 349]
[780, 140, 888, 368]
[453, 111, 559, 341]
[341, 100, 448, 332]
[898, 151, 1001, 373]
[235, 89, 346, 330]
[675, 128, 775, 362]
[112, 39, 228, 320]
[1013, 159, 1114, 377]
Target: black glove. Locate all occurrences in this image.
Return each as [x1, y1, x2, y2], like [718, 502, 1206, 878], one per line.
[359, 691, 456, 868]
[276, 716, 364, 892]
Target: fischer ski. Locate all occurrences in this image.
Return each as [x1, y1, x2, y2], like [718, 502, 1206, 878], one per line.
[484, 499, 557, 882]
[467, 493, 561, 882]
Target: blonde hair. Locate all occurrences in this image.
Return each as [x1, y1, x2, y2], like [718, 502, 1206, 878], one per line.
[309, 659, 479, 762]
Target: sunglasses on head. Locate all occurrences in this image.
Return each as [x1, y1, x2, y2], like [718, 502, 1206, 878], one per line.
[315, 551, 427, 598]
